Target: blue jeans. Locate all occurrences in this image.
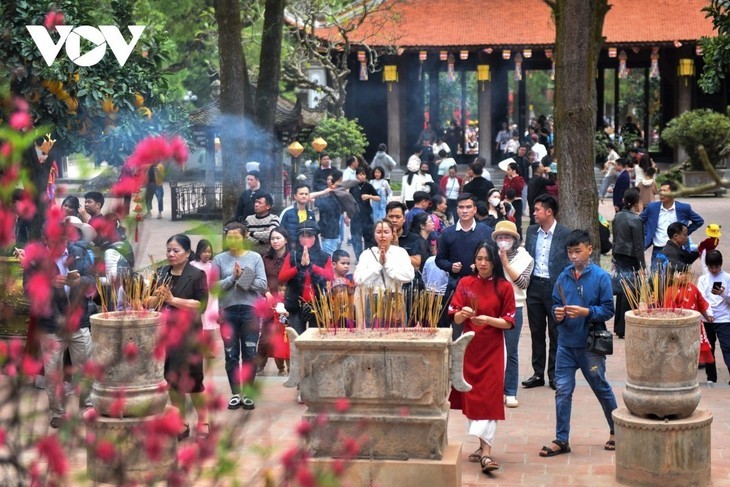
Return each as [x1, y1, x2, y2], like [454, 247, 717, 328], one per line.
[145, 184, 164, 213]
[555, 346, 618, 443]
[321, 237, 340, 257]
[650, 245, 665, 273]
[503, 307, 523, 396]
[222, 305, 259, 395]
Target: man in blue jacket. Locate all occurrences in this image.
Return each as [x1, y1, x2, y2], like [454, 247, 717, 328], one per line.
[640, 180, 704, 269]
[539, 230, 617, 458]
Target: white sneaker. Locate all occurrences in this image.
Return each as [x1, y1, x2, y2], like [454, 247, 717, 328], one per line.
[505, 396, 519, 408]
[707, 380, 715, 387]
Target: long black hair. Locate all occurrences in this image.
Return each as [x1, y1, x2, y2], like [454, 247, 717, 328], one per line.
[472, 241, 507, 290]
[266, 226, 290, 259]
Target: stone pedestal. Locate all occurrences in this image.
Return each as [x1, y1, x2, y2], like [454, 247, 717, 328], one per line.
[310, 443, 462, 487]
[613, 407, 712, 487]
[289, 328, 472, 461]
[87, 406, 178, 484]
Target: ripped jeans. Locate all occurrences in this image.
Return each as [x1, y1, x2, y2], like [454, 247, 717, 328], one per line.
[554, 345, 618, 443]
[221, 305, 259, 395]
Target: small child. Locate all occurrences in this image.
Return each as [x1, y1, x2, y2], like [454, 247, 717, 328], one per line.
[331, 250, 355, 327]
[637, 166, 658, 206]
[664, 267, 715, 365]
[191, 239, 220, 359]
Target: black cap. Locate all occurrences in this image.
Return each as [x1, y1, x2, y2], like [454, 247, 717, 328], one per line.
[296, 220, 320, 235]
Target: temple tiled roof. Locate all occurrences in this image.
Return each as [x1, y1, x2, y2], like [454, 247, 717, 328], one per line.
[325, 0, 715, 48]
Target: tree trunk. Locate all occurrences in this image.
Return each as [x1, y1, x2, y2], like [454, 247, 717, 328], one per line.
[548, 0, 609, 257]
[214, 0, 248, 221]
[254, 0, 286, 209]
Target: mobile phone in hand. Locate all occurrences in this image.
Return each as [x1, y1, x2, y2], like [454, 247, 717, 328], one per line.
[713, 281, 723, 291]
[67, 270, 80, 279]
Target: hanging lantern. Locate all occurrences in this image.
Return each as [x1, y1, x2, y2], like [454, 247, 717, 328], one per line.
[419, 51, 427, 81]
[460, 50, 468, 60]
[523, 49, 532, 59]
[545, 48, 553, 59]
[287, 141, 304, 158]
[484, 47, 493, 54]
[696, 45, 704, 56]
[502, 49, 511, 60]
[514, 53, 523, 81]
[608, 47, 617, 58]
[440, 50, 448, 61]
[650, 47, 660, 79]
[551, 60, 555, 80]
[311, 137, 328, 153]
[397, 48, 404, 56]
[618, 50, 628, 79]
[477, 65, 490, 91]
[447, 53, 455, 82]
[678, 58, 695, 86]
[358, 51, 368, 81]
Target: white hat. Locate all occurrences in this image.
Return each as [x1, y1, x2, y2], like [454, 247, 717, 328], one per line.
[498, 157, 516, 172]
[64, 216, 97, 243]
[407, 158, 420, 172]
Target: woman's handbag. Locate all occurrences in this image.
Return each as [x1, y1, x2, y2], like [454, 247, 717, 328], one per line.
[586, 321, 614, 355]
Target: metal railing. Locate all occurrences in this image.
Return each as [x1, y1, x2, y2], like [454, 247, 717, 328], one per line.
[169, 181, 223, 221]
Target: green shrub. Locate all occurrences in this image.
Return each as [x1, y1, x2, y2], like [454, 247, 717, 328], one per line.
[662, 109, 730, 170]
[304, 116, 368, 162]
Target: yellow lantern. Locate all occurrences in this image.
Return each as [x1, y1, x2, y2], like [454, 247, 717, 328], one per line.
[678, 58, 695, 77]
[383, 65, 398, 82]
[311, 137, 328, 153]
[477, 65, 491, 81]
[288, 141, 304, 158]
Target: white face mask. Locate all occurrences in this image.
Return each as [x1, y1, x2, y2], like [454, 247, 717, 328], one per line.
[497, 240, 512, 251]
[489, 197, 501, 207]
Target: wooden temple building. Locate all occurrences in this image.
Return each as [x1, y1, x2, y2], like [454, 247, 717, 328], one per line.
[334, 0, 719, 165]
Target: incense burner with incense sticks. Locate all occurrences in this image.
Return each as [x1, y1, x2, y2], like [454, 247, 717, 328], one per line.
[284, 326, 473, 460]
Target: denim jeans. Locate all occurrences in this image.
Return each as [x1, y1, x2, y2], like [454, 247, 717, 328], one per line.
[221, 305, 259, 395]
[40, 328, 93, 418]
[350, 216, 374, 261]
[554, 346, 618, 443]
[145, 184, 164, 213]
[321, 237, 340, 257]
[503, 307, 523, 396]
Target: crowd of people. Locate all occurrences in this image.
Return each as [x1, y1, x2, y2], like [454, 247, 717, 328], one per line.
[14, 127, 730, 476]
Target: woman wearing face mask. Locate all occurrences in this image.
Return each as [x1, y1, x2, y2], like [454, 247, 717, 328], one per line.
[213, 222, 268, 411]
[484, 189, 509, 229]
[492, 221, 534, 409]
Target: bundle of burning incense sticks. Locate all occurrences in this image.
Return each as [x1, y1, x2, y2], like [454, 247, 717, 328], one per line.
[620, 266, 697, 316]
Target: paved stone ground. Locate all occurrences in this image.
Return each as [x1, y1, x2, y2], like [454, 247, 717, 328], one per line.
[14, 178, 730, 485]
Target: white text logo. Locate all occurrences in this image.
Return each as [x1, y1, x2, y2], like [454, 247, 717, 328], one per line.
[26, 25, 146, 67]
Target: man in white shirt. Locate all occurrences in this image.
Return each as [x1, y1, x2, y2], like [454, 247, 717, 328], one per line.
[343, 156, 358, 181]
[698, 250, 730, 385]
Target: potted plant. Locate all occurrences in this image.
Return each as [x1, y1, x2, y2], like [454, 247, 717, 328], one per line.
[662, 108, 730, 196]
[619, 270, 704, 419]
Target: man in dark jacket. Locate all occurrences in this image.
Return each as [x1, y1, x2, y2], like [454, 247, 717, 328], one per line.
[660, 222, 700, 271]
[279, 183, 315, 248]
[463, 161, 494, 202]
[522, 194, 571, 390]
[235, 171, 266, 222]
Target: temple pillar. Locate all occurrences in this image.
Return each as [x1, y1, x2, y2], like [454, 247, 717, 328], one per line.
[387, 81, 403, 164]
[676, 67, 693, 163]
[478, 79, 492, 166]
